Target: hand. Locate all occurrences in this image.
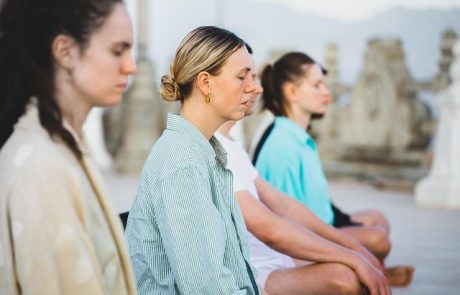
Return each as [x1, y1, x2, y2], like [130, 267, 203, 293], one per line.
[354, 255, 391, 295]
[357, 243, 384, 272]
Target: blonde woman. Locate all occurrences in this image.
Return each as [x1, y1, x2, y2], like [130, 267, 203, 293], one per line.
[126, 26, 260, 294]
[0, 0, 137, 294]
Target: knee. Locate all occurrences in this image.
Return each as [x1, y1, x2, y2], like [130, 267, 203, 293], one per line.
[328, 264, 362, 295]
[368, 210, 390, 231]
[369, 229, 391, 258]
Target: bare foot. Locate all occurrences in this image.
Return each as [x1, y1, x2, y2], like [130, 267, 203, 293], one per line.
[385, 265, 415, 287]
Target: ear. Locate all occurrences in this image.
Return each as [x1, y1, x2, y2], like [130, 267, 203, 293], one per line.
[195, 71, 212, 96]
[51, 34, 78, 69]
[282, 81, 299, 103]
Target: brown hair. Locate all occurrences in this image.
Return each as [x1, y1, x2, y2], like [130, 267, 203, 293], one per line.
[0, 0, 123, 158]
[260, 52, 316, 116]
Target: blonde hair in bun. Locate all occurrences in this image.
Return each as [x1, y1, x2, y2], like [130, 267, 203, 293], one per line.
[160, 74, 182, 102]
[160, 26, 246, 103]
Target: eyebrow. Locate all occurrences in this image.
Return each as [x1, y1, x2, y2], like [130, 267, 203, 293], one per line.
[237, 67, 252, 75]
[114, 41, 133, 49]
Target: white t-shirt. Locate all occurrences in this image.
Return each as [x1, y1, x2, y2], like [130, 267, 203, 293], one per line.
[215, 132, 286, 268]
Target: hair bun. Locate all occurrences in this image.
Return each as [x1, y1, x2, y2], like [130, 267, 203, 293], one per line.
[160, 74, 181, 101]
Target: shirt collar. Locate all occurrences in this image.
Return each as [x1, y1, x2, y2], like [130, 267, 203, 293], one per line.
[63, 117, 90, 155]
[275, 116, 316, 150]
[24, 98, 90, 155]
[166, 113, 228, 167]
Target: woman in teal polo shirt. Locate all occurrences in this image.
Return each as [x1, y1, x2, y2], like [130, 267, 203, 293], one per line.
[254, 52, 416, 287]
[254, 52, 393, 260]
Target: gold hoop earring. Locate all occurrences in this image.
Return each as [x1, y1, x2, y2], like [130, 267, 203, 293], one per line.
[205, 93, 211, 103]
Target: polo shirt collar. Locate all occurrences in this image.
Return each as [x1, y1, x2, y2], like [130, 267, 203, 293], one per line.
[275, 116, 316, 149]
[166, 113, 228, 167]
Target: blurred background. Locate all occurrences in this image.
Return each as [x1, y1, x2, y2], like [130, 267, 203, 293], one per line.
[98, 0, 460, 187]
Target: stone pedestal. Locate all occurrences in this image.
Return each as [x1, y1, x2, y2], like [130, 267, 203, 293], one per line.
[416, 40, 460, 209]
[111, 58, 162, 174]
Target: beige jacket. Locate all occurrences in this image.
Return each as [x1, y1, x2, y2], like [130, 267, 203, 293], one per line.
[0, 101, 137, 294]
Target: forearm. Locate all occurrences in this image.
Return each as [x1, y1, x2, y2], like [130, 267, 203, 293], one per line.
[257, 178, 361, 252]
[282, 197, 361, 251]
[260, 214, 361, 269]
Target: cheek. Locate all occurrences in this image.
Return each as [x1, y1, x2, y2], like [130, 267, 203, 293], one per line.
[77, 58, 117, 86]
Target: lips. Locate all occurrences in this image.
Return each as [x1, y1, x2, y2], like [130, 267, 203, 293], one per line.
[116, 83, 127, 91]
[241, 99, 251, 106]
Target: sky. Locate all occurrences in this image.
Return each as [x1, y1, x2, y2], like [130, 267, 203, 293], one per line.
[254, 0, 460, 21]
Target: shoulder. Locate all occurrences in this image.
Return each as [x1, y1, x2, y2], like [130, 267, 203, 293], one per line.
[141, 130, 210, 181]
[0, 127, 85, 216]
[0, 126, 77, 187]
[258, 127, 300, 164]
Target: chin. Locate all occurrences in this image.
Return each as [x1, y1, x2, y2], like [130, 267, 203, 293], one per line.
[230, 110, 245, 121]
[315, 108, 327, 115]
[244, 109, 254, 117]
[99, 94, 123, 107]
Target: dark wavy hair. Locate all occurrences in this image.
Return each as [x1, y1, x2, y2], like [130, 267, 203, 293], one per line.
[0, 0, 123, 158]
[260, 52, 316, 116]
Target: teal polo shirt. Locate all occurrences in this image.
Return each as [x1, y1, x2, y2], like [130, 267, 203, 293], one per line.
[255, 117, 334, 224]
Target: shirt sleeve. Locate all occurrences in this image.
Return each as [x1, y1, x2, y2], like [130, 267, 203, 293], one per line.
[256, 151, 305, 202]
[3, 171, 107, 295]
[140, 165, 247, 295]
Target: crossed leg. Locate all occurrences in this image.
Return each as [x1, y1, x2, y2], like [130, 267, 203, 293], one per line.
[340, 211, 414, 287]
[340, 224, 391, 261]
[265, 262, 363, 295]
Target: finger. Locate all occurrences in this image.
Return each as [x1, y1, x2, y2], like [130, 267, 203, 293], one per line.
[385, 282, 392, 295]
[368, 284, 378, 295]
[380, 280, 391, 295]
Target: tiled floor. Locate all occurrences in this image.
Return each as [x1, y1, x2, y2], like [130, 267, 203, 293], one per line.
[330, 180, 460, 295]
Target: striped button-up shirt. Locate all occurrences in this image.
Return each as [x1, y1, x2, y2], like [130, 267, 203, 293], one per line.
[126, 113, 258, 294]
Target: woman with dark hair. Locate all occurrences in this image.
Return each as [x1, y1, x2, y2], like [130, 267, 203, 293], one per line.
[126, 26, 261, 294]
[254, 51, 414, 286]
[0, 0, 137, 293]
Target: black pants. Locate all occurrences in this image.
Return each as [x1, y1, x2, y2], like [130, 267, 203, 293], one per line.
[332, 204, 361, 228]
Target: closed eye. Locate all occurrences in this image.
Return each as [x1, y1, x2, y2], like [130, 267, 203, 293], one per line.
[111, 41, 132, 57]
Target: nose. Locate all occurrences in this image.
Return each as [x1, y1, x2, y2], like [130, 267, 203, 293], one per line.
[245, 74, 257, 93]
[321, 84, 332, 104]
[122, 53, 137, 75]
[254, 78, 263, 95]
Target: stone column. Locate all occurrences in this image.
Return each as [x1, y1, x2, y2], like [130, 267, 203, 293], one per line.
[415, 39, 460, 208]
[105, 0, 163, 174]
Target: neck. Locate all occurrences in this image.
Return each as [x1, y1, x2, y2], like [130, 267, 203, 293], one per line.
[217, 120, 237, 138]
[181, 95, 225, 140]
[54, 74, 92, 136]
[286, 106, 311, 130]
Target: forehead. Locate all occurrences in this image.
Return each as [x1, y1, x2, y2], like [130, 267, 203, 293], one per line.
[220, 46, 253, 73]
[89, 4, 133, 43]
[304, 64, 325, 83]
